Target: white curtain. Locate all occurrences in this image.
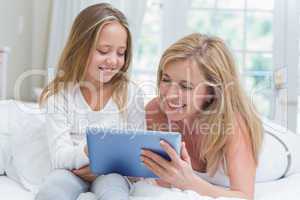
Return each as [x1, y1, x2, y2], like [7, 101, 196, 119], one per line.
[46, 0, 147, 71]
[46, 0, 81, 69]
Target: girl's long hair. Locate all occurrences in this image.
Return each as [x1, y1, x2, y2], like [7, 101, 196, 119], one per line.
[39, 3, 132, 114]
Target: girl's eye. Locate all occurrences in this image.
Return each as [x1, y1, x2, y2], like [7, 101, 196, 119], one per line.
[97, 49, 108, 54]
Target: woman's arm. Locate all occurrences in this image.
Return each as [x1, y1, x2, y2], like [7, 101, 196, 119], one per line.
[188, 116, 256, 199]
[142, 112, 256, 199]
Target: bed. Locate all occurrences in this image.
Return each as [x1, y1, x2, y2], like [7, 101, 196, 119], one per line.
[1, 100, 300, 200]
[1, 173, 300, 200]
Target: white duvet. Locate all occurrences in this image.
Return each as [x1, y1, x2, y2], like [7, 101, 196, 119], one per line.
[129, 180, 243, 200]
[76, 173, 300, 200]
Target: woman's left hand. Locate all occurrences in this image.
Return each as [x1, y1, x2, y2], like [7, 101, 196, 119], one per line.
[141, 140, 197, 190]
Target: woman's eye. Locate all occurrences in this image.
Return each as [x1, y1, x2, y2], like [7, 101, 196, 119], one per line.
[161, 78, 171, 83]
[117, 52, 125, 57]
[181, 84, 193, 90]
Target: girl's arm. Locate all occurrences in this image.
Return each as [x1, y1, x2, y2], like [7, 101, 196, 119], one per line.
[45, 93, 89, 170]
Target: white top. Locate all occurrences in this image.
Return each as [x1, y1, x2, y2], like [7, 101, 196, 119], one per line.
[43, 82, 145, 170]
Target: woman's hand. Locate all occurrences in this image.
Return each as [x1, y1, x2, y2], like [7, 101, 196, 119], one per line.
[156, 179, 172, 188]
[141, 141, 197, 190]
[72, 165, 97, 182]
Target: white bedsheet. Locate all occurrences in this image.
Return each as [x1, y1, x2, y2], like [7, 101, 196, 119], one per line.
[1, 174, 300, 200]
[129, 173, 300, 200]
[255, 173, 300, 199]
[0, 176, 34, 200]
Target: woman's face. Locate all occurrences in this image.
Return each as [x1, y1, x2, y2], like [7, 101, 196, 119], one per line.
[85, 21, 127, 85]
[159, 59, 209, 121]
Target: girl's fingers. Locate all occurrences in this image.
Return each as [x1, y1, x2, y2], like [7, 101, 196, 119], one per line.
[73, 166, 90, 176]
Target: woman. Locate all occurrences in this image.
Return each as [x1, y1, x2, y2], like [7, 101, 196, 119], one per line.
[143, 33, 263, 200]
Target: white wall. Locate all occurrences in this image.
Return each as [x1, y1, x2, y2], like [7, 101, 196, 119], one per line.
[31, 0, 52, 101]
[0, 0, 51, 102]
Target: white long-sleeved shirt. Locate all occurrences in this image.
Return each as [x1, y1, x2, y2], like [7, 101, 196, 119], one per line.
[43, 82, 145, 170]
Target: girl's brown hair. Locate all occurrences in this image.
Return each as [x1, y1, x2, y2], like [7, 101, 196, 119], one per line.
[39, 3, 132, 113]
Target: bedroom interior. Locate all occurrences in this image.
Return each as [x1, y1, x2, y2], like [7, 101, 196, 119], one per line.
[1, 0, 300, 199]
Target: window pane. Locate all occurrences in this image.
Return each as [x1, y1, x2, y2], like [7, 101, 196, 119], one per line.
[217, 0, 245, 9]
[187, 10, 215, 34]
[132, 0, 162, 102]
[246, 12, 273, 51]
[245, 53, 273, 70]
[233, 52, 244, 72]
[134, 0, 161, 71]
[244, 76, 273, 117]
[215, 11, 244, 50]
[247, 0, 274, 10]
[191, 0, 216, 8]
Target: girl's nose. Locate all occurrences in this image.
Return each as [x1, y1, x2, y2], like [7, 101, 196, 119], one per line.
[106, 54, 118, 66]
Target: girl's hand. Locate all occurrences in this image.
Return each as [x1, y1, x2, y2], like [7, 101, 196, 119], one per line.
[141, 141, 197, 190]
[84, 145, 88, 156]
[72, 165, 96, 182]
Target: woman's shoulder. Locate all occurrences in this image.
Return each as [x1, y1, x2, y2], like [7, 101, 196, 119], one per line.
[145, 97, 160, 113]
[145, 97, 168, 131]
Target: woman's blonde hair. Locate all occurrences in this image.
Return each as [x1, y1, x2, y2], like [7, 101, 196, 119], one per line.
[39, 3, 132, 113]
[157, 33, 263, 175]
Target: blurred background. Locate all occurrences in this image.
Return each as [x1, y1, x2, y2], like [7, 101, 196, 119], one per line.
[0, 0, 299, 133]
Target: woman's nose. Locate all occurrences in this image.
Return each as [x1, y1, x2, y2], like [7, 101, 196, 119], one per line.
[166, 83, 180, 100]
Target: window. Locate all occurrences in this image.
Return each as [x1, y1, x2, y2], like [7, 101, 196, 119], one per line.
[187, 0, 275, 118]
[134, 0, 277, 119]
[132, 0, 162, 103]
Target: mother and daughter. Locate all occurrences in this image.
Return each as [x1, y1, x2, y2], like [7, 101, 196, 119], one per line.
[36, 3, 290, 200]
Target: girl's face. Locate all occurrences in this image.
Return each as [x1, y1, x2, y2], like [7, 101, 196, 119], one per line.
[159, 59, 209, 121]
[85, 21, 127, 84]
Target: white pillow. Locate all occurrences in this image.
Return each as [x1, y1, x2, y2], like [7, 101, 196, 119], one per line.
[8, 101, 51, 193]
[262, 118, 300, 176]
[0, 144, 4, 175]
[256, 118, 300, 182]
[0, 100, 12, 175]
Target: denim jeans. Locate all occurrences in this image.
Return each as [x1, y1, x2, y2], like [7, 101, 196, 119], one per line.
[35, 169, 130, 200]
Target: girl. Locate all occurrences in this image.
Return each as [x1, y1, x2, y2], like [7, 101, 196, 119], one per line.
[144, 33, 263, 200]
[36, 3, 144, 200]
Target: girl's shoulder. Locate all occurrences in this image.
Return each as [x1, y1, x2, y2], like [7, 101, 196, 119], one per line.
[41, 84, 76, 111]
[145, 97, 169, 131]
